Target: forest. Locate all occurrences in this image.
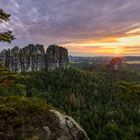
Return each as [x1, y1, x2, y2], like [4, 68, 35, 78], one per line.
[0, 7, 140, 140]
[0, 63, 140, 140]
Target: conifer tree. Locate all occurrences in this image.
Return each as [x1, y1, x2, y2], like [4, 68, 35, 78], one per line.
[0, 9, 14, 43]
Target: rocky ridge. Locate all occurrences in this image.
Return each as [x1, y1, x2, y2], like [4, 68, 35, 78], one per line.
[0, 44, 69, 72]
[0, 96, 89, 140]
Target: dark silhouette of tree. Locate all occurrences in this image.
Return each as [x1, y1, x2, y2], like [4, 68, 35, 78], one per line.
[0, 9, 15, 43]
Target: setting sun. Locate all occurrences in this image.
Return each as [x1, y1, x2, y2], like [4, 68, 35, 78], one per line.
[115, 48, 120, 56]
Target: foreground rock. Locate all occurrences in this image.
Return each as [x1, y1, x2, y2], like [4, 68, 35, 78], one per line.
[0, 44, 69, 72]
[51, 110, 89, 140]
[0, 96, 89, 140]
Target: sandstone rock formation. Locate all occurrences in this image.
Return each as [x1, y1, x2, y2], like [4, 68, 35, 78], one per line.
[46, 45, 69, 70]
[0, 110, 89, 140]
[0, 96, 89, 140]
[110, 57, 122, 70]
[49, 110, 89, 140]
[0, 44, 69, 72]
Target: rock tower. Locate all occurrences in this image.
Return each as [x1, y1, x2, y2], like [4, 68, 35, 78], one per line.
[0, 44, 69, 72]
[110, 57, 122, 70]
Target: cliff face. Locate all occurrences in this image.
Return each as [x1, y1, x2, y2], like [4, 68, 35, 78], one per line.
[0, 96, 89, 140]
[46, 45, 69, 70]
[0, 44, 69, 72]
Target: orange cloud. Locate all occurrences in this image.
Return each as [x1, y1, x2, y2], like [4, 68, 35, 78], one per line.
[63, 34, 140, 56]
[126, 27, 140, 34]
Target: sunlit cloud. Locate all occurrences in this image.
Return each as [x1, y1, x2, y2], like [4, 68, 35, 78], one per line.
[0, 0, 140, 56]
[63, 34, 140, 56]
[126, 27, 140, 34]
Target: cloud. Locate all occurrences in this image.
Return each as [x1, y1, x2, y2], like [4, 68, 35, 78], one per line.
[0, 0, 140, 55]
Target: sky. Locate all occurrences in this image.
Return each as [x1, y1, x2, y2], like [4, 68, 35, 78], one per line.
[0, 0, 140, 56]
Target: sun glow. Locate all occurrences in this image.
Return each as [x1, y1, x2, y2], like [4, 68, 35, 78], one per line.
[63, 34, 140, 56]
[115, 49, 120, 56]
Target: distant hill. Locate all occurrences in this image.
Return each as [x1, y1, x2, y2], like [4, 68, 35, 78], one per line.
[69, 56, 140, 72]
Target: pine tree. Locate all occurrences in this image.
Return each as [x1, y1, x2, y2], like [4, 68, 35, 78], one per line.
[0, 9, 15, 43]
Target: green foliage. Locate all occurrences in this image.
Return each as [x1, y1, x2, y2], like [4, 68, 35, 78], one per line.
[117, 81, 140, 104]
[0, 66, 140, 140]
[0, 63, 26, 96]
[0, 96, 53, 139]
[97, 121, 122, 140]
[0, 9, 10, 22]
[14, 67, 140, 140]
[0, 9, 14, 43]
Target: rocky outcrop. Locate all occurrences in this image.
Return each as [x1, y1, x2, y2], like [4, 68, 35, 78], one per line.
[0, 110, 89, 140]
[0, 96, 89, 140]
[46, 45, 69, 70]
[0, 44, 69, 72]
[110, 57, 122, 70]
[51, 110, 89, 140]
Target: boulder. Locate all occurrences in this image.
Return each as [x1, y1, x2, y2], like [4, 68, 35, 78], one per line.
[0, 96, 89, 140]
[50, 110, 89, 140]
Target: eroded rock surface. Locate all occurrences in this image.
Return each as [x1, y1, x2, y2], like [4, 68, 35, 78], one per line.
[0, 44, 69, 72]
[51, 110, 89, 140]
[0, 96, 89, 140]
[46, 45, 69, 70]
